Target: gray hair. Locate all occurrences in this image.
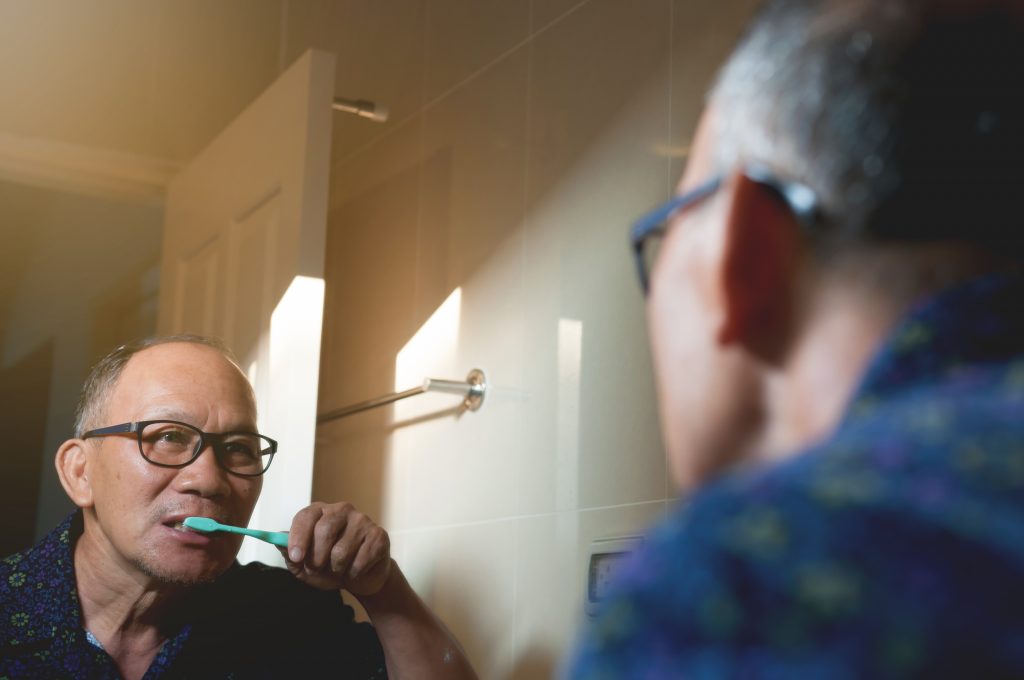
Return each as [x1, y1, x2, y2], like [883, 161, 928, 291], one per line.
[73, 335, 246, 438]
[709, 0, 1024, 253]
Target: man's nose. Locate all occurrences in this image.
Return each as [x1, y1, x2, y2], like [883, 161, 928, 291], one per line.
[173, 442, 231, 497]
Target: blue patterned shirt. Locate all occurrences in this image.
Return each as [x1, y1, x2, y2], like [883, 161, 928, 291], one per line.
[570, 272, 1024, 678]
[1, 512, 387, 679]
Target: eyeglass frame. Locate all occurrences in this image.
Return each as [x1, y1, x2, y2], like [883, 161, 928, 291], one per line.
[630, 164, 822, 295]
[81, 420, 278, 478]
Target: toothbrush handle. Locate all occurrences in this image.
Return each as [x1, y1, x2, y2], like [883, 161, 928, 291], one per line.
[248, 529, 290, 548]
[213, 523, 290, 548]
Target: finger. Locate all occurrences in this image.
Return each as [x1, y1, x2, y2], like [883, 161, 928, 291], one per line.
[329, 539, 358, 579]
[277, 545, 303, 576]
[350, 526, 390, 580]
[328, 510, 376, 577]
[310, 504, 353, 570]
[288, 502, 325, 564]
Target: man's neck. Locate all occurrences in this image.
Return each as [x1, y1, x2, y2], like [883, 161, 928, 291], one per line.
[73, 525, 184, 676]
[763, 283, 906, 457]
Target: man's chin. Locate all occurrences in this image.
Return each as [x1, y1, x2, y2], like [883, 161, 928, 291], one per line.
[133, 554, 232, 587]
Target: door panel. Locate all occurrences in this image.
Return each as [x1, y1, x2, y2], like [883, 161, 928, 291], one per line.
[174, 237, 221, 336]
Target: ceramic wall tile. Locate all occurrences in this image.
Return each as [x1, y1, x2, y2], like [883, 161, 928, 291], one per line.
[668, 0, 761, 180]
[313, 409, 399, 529]
[397, 520, 518, 677]
[531, 0, 587, 34]
[390, 47, 530, 529]
[417, 45, 529, 323]
[424, 0, 529, 102]
[520, 0, 672, 514]
[511, 501, 668, 679]
[309, 0, 760, 672]
[317, 121, 424, 531]
[390, 249, 524, 528]
[319, 120, 421, 410]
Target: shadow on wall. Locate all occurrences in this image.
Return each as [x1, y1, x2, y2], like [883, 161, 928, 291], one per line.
[0, 339, 53, 554]
[313, 146, 454, 524]
[29, 258, 162, 543]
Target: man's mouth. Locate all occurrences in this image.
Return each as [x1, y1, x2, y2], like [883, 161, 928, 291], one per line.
[161, 515, 227, 534]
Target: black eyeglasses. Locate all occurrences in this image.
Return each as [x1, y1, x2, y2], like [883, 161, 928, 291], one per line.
[630, 164, 822, 295]
[82, 420, 278, 477]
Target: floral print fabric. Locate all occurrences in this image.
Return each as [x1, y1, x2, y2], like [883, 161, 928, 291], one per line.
[1, 512, 387, 679]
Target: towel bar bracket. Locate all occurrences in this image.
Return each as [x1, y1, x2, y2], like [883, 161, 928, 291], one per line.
[316, 368, 487, 424]
[426, 368, 487, 412]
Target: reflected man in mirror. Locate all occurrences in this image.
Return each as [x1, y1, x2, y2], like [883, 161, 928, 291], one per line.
[0, 335, 477, 680]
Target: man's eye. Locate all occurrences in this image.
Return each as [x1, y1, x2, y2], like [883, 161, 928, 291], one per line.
[224, 441, 258, 459]
[143, 426, 194, 447]
[159, 430, 189, 443]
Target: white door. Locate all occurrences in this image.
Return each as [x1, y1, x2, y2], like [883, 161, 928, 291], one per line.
[157, 49, 334, 566]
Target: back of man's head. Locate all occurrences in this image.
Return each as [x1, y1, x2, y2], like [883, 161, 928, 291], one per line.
[712, 0, 1024, 257]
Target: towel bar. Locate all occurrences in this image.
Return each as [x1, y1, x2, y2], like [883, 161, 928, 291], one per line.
[316, 369, 487, 423]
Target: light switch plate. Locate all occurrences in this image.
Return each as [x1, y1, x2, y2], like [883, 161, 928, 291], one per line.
[585, 536, 643, 617]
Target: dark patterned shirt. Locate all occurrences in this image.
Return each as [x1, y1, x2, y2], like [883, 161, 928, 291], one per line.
[570, 272, 1024, 678]
[1, 512, 387, 679]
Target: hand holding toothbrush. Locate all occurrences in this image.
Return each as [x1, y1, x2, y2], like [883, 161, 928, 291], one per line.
[279, 501, 393, 596]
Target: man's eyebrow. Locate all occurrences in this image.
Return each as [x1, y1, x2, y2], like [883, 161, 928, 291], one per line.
[139, 409, 197, 423]
[138, 410, 260, 432]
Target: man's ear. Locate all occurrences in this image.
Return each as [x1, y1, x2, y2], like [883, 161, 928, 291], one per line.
[55, 439, 94, 508]
[716, 169, 802, 360]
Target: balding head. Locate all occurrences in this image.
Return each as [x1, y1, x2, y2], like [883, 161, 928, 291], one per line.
[74, 335, 254, 438]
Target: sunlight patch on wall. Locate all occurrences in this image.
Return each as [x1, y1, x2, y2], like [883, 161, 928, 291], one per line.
[384, 287, 463, 529]
[395, 287, 463, 394]
[557, 318, 583, 511]
[238, 274, 325, 567]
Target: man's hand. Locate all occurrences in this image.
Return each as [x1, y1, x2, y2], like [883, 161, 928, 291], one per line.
[282, 501, 478, 679]
[281, 501, 393, 596]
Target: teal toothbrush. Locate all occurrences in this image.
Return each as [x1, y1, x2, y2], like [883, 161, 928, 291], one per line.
[183, 517, 289, 548]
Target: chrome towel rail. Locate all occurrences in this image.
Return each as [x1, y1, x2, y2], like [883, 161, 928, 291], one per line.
[316, 369, 487, 424]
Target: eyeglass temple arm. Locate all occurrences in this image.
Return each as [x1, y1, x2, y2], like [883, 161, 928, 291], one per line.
[82, 422, 139, 438]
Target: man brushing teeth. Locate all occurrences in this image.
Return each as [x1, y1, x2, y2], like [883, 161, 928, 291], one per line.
[0, 336, 476, 680]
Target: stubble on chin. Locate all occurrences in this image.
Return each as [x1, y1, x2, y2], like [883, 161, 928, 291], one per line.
[131, 549, 230, 587]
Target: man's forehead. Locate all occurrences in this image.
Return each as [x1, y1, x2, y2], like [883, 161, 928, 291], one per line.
[110, 342, 256, 417]
[122, 342, 236, 379]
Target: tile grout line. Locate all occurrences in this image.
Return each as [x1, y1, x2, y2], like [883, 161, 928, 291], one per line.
[412, 0, 429, 329]
[389, 498, 670, 536]
[327, 112, 421, 188]
[510, 2, 536, 665]
[331, 0, 597, 173]
[278, 0, 289, 74]
[665, 0, 675, 503]
[422, 36, 531, 113]
[532, 0, 594, 40]
[516, 3, 536, 528]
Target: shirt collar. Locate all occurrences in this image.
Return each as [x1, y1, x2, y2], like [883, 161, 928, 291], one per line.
[845, 269, 1024, 421]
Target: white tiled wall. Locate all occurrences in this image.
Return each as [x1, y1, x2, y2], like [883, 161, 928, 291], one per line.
[289, 1, 758, 676]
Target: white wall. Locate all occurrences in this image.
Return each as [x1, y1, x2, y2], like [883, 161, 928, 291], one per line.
[287, 1, 759, 677]
[0, 181, 162, 546]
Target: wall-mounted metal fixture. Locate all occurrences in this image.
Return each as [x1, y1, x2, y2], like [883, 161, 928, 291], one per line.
[316, 369, 487, 424]
[332, 97, 389, 123]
